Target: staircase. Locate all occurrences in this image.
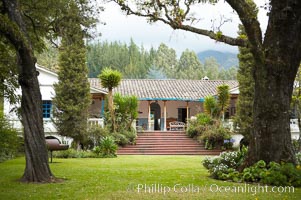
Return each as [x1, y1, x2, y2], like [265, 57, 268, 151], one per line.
[117, 131, 222, 155]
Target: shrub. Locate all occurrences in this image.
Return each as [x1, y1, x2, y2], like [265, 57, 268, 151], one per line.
[196, 113, 213, 125]
[112, 132, 129, 146]
[122, 129, 137, 144]
[53, 149, 98, 158]
[186, 113, 213, 138]
[86, 126, 110, 148]
[203, 148, 301, 186]
[200, 126, 232, 149]
[0, 113, 21, 162]
[97, 136, 118, 157]
[187, 113, 233, 150]
[260, 162, 301, 186]
[202, 147, 247, 179]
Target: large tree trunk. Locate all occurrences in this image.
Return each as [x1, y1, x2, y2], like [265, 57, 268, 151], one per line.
[245, 62, 297, 166]
[244, 0, 301, 166]
[19, 50, 53, 182]
[2, 0, 54, 182]
[18, 50, 54, 182]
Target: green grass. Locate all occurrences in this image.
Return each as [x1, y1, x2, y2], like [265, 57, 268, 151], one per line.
[0, 156, 300, 200]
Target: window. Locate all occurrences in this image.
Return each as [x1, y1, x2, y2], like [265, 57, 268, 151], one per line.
[42, 100, 52, 118]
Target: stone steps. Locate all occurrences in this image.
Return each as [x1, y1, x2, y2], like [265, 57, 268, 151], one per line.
[117, 131, 221, 155]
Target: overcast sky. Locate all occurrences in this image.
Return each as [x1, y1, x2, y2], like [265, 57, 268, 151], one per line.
[96, 1, 268, 56]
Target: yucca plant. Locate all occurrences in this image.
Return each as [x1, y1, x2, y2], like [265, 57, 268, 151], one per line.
[217, 84, 230, 121]
[98, 68, 122, 131]
[204, 95, 219, 117]
[99, 136, 118, 157]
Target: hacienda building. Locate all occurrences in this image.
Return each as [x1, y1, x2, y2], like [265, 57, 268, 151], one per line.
[4, 65, 299, 147]
[89, 78, 239, 131]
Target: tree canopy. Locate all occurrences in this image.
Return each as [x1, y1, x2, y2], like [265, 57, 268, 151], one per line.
[86, 40, 237, 79]
[53, 1, 91, 149]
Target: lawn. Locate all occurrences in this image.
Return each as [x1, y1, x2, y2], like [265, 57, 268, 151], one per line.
[0, 156, 300, 200]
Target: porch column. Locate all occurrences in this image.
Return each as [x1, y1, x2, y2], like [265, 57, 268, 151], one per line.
[148, 100, 151, 131]
[163, 100, 167, 131]
[100, 97, 105, 118]
[186, 101, 189, 126]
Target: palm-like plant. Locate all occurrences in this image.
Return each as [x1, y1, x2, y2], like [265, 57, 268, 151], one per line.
[204, 96, 218, 117]
[99, 136, 118, 157]
[217, 84, 230, 121]
[98, 68, 122, 131]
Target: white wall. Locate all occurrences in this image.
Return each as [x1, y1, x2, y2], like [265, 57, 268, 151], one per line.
[37, 66, 58, 100]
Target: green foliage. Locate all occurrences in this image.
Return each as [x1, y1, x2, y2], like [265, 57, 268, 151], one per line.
[187, 113, 232, 149]
[175, 49, 204, 79]
[187, 113, 213, 138]
[35, 41, 59, 71]
[86, 126, 110, 147]
[87, 40, 237, 80]
[203, 57, 220, 80]
[0, 112, 21, 162]
[120, 129, 137, 145]
[113, 93, 138, 132]
[111, 132, 129, 146]
[203, 149, 301, 186]
[217, 84, 230, 120]
[52, 2, 91, 145]
[215, 31, 223, 40]
[97, 136, 118, 157]
[202, 148, 247, 179]
[152, 43, 178, 79]
[200, 126, 232, 150]
[98, 68, 122, 132]
[0, 41, 19, 106]
[292, 139, 301, 153]
[98, 68, 122, 90]
[201, 85, 231, 121]
[52, 149, 97, 158]
[87, 40, 154, 78]
[204, 96, 219, 117]
[103, 92, 138, 146]
[233, 25, 254, 138]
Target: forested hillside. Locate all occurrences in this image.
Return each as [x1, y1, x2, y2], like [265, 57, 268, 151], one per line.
[197, 50, 238, 70]
[37, 39, 238, 80]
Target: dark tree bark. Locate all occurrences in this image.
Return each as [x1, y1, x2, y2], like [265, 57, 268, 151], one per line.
[18, 47, 54, 183]
[1, 0, 53, 182]
[245, 0, 301, 165]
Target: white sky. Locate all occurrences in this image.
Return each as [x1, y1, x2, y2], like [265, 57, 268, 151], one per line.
[96, 0, 268, 56]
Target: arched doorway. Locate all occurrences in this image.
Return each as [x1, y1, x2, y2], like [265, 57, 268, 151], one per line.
[150, 102, 161, 130]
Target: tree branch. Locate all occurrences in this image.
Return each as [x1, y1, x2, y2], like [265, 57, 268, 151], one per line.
[225, 0, 263, 52]
[113, 0, 249, 47]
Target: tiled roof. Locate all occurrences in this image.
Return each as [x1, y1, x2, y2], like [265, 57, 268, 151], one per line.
[89, 79, 238, 102]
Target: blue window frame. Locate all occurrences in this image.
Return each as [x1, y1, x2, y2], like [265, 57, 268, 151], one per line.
[42, 100, 52, 118]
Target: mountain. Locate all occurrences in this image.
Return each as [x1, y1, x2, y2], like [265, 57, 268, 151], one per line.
[197, 50, 238, 69]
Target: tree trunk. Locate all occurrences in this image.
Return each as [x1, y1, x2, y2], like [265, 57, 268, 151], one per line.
[243, 0, 301, 166]
[2, 0, 54, 182]
[245, 65, 296, 166]
[18, 49, 54, 183]
[108, 89, 116, 132]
